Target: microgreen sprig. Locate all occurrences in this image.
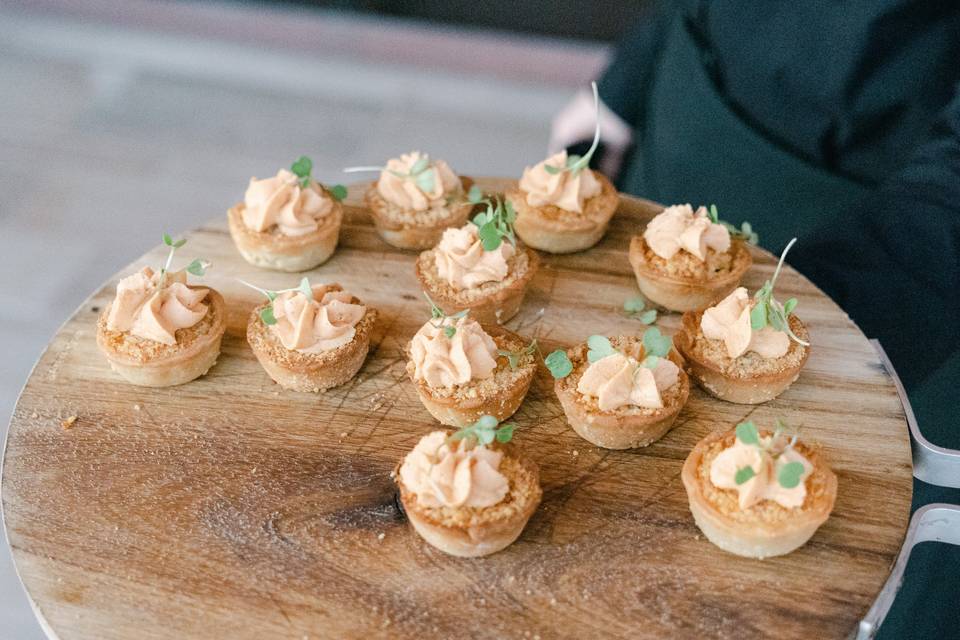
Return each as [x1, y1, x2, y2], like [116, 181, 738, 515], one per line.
[238, 276, 314, 326]
[467, 186, 517, 251]
[546, 327, 672, 379]
[498, 339, 537, 370]
[159, 234, 210, 287]
[424, 292, 468, 338]
[623, 295, 657, 325]
[733, 419, 805, 489]
[290, 155, 347, 201]
[639, 326, 672, 368]
[544, 81, 600, 176]
[343, 153, 437, 193]
[706, 204, 759, 245]
[545, 349, 573, 379]
[447, 414, 515, 447]
[750, 238, 808, 346]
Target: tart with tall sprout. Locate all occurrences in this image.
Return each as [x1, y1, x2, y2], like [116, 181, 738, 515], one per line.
[394, 416, 542, 557]
[228, 156, 347, 272]
[675, 238, 810, 404]
[406, 297, 537, 427]
[96, 234, 224, 387]
[344, 151, 474, 250]
[506, 82, 619, 254]
[682, 419, 837, 558]
[242, 278, 377, 392]
[546, 328, 690, 449]
[416, 187, 539, 325]
[629, 203, 755, 312]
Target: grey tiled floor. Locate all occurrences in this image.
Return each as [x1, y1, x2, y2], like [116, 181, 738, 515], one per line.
[0, 5, 602, 637]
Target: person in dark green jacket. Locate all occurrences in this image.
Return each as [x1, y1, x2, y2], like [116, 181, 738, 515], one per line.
[550, 3, 959, 638]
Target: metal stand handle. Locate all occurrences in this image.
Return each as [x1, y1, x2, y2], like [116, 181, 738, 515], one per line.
[853, 341, 960, 639]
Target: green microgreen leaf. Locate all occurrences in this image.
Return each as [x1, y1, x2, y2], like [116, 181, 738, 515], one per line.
[641, 354, 660, 369]
[443, 325, 456, 338]
[415, 168, 436, 193]
[447, 415, 515, 448]
[495, 423, 515, 443]
[498, 339, 537, 370]
[642, 326, 671, 358]
[329, 184, 348, 201]
[777, 461, 806, 489]
[543, 164, 562, 175]
[298, 277, 313, 300]
[467, 184, 484, 204]
[185, 258, 209, 276]
[735, 421, 760, 445]
[409, 155, 430, 175]
[260, 305, 277, 325]
[637, 309, 658, 325]
[735, 466, 756, 485]
[162, 233, 174, 247]
[291, 155, 313, 178]
[470, 196, 516, 252]
[478, 221, 501, 251]
[586, 335, 617, 363]
[624, 296, 646, 314]
[545, 350, 573, 379]
[750, 303, 768, 330]
[708, 204, 720, 224]
[783, 298, 798, 316]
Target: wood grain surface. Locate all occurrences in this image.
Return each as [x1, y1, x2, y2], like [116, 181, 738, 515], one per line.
[2, 179, 913, 639]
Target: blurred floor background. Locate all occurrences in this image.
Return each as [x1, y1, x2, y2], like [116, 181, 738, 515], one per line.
[0, 1, 622, 635]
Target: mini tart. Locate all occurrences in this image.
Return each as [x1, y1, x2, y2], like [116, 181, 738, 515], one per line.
[506, 170, 619, 254]
[405, 328, 537, 427]
[395, 441, 542, 557]
[365, 176, 475, 250]
[681, 428, 837, 558]
[227, 189, 344, 272]
[675, 311, 810, 404]
[415, 244, 539, 325]
[554, 336, 690, 449]
[96, 287, 226, 387]
[628, 235, 752, 312]
[246, 290, 378, 392]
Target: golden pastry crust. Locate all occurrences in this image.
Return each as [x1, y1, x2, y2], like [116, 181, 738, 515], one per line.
[246, 284, 378, 392]
[227, 187, 343, 272]
[96, 287, 226, 387]
[628, 235, 752, 312]
[395, 440, 542, 557]
[507, 171, 619, 254]
[405, 328, 537, 427]
[675, 310, 810, 404]
[554, 336, 690, 449]
[365, 176, 476, 250]
[415, 244, 539, 325]
[681, 428, 837, 558]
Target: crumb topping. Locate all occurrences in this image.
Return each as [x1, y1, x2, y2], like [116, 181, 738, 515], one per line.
[636, 235, 741, 281]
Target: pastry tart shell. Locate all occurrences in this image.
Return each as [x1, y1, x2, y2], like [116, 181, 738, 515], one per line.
[96, 287, 226, 387]
[227, 195, 343, 272]
[507, 170, 619, 254]
[246, 290, 377, 392]
[628, 236, 752, 312]
[365, 177, 476, 251]
[554, 338, 690, 449]
[681, 428, 837, 558]
[406, 328, 536, 427]
[415, 246, 539, 326]
[395, 442, 542, 557]
[675, 311, 810, 404]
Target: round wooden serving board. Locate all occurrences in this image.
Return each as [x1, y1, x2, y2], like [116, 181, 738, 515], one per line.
[3, 179, 912, 640]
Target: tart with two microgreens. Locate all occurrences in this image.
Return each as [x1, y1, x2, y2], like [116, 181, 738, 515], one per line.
[415, 187, 540, 325]
[394, 416, 542, 557]
[406, 297, 537, 427]
[242, 278, 377, 392]
[629, 204, 755, 312]
[96, 234, 224, 387]
[675, 238, 810, 404]
[344, 151, 474, 250]
[507, 83, 619, 254]
[681, 419, 837, 558]
[546, 328, 690, 449]
[228, 156, 348, 272]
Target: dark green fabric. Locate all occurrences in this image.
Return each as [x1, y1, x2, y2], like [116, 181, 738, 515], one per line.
[596, 2, 960, 638]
